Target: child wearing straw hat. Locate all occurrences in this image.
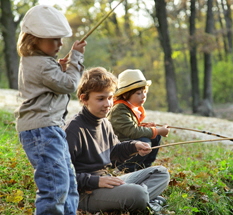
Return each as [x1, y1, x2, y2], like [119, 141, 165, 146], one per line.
[15, 5, 87, 215]
[64, 67, 170, 214]
[107, 69, 169, 173]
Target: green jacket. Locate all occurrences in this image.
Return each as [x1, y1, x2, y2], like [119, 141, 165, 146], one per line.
[107, 103, 155, 141]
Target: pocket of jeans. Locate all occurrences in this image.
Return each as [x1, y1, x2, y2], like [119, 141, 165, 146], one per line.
[20, 133, 39, 168]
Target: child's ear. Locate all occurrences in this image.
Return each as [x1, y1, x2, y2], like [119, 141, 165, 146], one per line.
[80, 94, 87, 104]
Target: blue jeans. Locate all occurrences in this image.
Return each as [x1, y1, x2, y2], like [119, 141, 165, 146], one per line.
[19, 126, 78, 215]
[116, 136, 161, 172]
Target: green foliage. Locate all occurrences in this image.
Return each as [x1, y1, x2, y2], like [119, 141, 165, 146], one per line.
[2, 0, 233, 111]
[172, 49, 192, 109]
[212, 60, 233, 103]
[0, 71, 9, 89]
[81, 37, 113, 69]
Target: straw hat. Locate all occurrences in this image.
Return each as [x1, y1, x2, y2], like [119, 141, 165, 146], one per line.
[21, 5, 72, 38]
[114, 69, 151, 97]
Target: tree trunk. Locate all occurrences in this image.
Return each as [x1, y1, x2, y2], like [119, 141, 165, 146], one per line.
[154, 0, 180, 113]
[221, 0, 233, 54]
[189, 0, 200, 113]
[0, 0, 19, 89]
[216, 0, 228, 60]
[201, 0, 214, 116]
[123, 0, 131, 38]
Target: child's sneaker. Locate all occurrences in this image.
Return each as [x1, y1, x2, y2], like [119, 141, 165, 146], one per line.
[147, 201, 163, 214]
[150, 196, 167, 206]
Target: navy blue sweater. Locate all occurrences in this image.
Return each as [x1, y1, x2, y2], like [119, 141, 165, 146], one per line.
[64, 106, 138, 192]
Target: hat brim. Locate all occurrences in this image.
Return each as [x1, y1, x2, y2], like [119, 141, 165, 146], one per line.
[114, 80, 151, 97]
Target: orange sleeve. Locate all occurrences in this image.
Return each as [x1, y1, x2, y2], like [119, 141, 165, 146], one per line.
[140, 122, 150, 127]
[150, 127, 158, 139]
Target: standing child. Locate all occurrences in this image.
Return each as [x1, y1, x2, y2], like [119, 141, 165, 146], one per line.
[15, 5, 86, 215]
[107, 69, 169, 172]
[64, 67, 170, 214]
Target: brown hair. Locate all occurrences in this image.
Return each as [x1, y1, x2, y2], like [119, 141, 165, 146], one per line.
[77, 67, 117, 102]
[17, 32, 41, 57]
[115, 86, 146, 101]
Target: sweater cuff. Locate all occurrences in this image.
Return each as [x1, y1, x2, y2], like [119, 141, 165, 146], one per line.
[69, 50, 84, 70]
[89, 175, 99, 189]
[151, 127, 158, 139]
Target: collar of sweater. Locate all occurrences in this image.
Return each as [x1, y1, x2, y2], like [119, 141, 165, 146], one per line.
[81, 106, 103, 126]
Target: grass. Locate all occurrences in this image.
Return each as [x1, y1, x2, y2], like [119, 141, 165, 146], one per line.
[0, 109, 232, 215]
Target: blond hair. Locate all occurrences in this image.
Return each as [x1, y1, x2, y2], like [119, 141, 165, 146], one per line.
[77, 67, 117, 102]
[17, 32, 41, 56]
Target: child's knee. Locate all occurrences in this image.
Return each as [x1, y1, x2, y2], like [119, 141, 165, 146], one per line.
[152, 166, 170, 186]
[157, 166, 170, 183]
[125, 184, 149, 211]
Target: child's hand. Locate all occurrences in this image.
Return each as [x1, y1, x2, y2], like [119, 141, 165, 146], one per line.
[135, 141, 152, 156]
[72, 40, 87, 54]
[98, 176, 124, 188]
[58, 58, 68, 72]
[157, 125, 170, 137]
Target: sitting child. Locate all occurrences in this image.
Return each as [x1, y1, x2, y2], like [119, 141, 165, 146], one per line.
[64, 67, 170, 214]
[107, 69, 169, 172]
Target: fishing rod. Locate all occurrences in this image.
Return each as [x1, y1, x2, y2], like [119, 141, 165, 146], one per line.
[150, 137, 233, 150]
[131, 137, 233, 156]
[64, 0, 125, 59]
[156, 124, 233, 141]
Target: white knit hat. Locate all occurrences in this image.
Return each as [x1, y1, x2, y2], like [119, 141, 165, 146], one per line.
[21, 5, 72, 38]
[114, 69, 151, 97]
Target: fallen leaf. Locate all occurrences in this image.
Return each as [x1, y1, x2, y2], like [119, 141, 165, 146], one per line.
[6, 190, 23, 203]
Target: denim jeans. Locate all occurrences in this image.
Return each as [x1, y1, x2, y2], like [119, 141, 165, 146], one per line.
[116, 135, 161, 172]
[19, 126, 78, 215]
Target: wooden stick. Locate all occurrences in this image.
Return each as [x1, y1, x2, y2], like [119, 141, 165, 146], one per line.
[64, 0, 125, 59]
[131, 137, 233, 156]
[151, 137, 233, 150]
[156, 124, 233, 141]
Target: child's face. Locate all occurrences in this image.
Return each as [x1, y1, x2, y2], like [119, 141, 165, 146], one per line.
[37, 38, 62, 56]
[128, 88, 148, 107]
[82, 89, 114, 118]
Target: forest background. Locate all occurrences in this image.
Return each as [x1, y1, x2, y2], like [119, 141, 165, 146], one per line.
[1, 1, 233, 214]
[0, 0, 233, 118]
